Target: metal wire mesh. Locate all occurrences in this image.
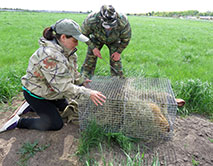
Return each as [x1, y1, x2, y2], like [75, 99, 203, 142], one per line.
[85, 141, 178, 166]
[78, 76, 177, 140]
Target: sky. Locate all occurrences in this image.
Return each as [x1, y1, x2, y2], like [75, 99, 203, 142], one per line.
[1, 0, 213, 13]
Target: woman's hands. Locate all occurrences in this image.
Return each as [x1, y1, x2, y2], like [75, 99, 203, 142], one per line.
[90, 90, 106, 106]
[82, 79, 106, 106]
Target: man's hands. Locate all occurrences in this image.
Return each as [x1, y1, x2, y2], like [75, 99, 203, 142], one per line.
[90, 90, 106, 106]
[111, 52, 120, 61]
[92, 48, 102, 59]
[93, 48, 120, 61]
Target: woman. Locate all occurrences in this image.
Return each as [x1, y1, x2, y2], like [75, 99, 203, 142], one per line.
[0, 19, 106, 133]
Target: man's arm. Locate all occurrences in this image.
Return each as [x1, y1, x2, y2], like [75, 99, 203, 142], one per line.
[81, 13, 97, 50]
[117, 15, 132, 54]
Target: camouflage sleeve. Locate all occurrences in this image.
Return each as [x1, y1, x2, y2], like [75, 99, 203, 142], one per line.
[117, 15, 132, 54]
[40, 55, 92, 99]
[81, 13, 97, 50]
[74, 73, 85, 86]
[71, 53, 85, 85]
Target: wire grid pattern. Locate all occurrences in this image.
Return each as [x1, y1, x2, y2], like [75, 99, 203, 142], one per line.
[78, 76, 177, 140]
[86, 141, 178, 165]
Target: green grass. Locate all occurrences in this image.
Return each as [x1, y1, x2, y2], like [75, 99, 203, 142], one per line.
[77, 121, 106, 156]
[174, 79, 213, 117]
[17, 140, 50, 166]
[77, 121, 136, 156]
[209, 138, 213, 143]
[0, 11, 212, 117]
[192, 157, 199, 166]
[77, 121, 162, 166]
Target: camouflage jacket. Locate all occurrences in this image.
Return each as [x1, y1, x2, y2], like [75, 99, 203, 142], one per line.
[21, 37, 92, 100]
[81, 12, 131, 53]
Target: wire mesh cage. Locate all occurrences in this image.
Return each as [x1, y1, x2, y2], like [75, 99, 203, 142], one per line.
[78, 76, 177, 140]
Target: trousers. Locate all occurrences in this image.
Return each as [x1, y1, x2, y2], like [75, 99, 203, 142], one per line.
[17, 91, 68, 131]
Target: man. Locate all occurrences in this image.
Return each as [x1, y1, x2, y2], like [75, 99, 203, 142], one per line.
[80, 5, 131, 79]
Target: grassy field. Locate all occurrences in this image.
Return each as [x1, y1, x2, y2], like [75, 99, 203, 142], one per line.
[0, 11, 212, 116]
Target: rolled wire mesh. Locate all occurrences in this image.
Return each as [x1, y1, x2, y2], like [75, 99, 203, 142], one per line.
[78, 76, 177, 140]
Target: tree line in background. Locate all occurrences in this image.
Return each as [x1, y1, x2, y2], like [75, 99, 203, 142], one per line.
[128, 10, 213, 17]
[1, 8, 213, 18]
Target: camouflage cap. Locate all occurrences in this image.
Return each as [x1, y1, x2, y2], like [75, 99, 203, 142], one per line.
[52, 19, 89, 42]
[100, 5, 117, 29]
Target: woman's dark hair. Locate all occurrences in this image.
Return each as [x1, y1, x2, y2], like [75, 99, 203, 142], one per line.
[43, 27, 61, 40]
[43, 27, 73, 40]
[43, 27, 53, 40]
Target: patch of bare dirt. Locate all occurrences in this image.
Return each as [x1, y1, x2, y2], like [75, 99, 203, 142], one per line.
[0, 95, 213, 166]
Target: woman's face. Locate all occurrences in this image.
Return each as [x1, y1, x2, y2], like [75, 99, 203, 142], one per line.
[60, 35, 78, 51]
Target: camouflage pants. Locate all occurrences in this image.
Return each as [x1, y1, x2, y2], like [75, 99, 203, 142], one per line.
[81, 43, 123, 79]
